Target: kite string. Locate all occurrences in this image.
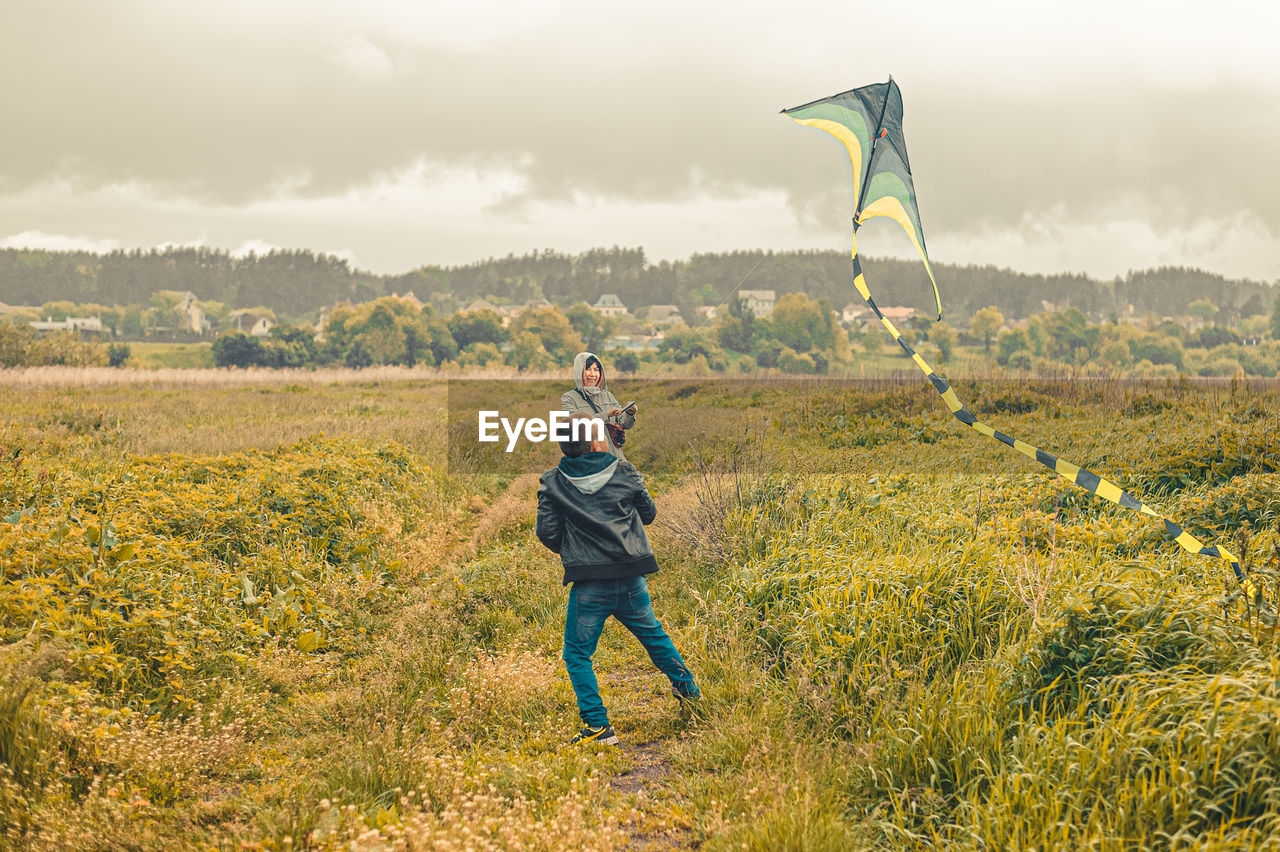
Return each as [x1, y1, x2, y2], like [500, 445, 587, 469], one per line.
[632, 198, 817, 391]
[848, 229, 1254, 595]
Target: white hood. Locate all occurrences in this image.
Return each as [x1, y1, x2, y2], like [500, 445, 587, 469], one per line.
[559, 459, 619, 494]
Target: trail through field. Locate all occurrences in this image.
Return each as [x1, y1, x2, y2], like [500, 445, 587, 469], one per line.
[457, 473, 704, 850]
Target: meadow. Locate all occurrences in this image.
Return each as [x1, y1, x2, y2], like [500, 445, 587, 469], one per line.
[2, 369, 1280, 850]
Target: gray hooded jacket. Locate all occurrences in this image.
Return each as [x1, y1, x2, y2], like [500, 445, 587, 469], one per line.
[536, 451, 659, 585]
[560, 351, 636, 461]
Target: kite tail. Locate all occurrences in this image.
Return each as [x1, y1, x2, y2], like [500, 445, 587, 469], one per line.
[849, 233, 1255, 596]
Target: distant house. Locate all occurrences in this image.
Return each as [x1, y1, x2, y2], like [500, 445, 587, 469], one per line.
[878, 306, 916, 322]
[179, 291, 211, 335]
[30, 316, 103, 334]
[592, 294, 628, 318]
[842, 303, 870, 325]
[646, 305, 686, 326]
[230, 310, 274, 338]
[694, 305, 718, 322]
[391, 291, 425, 310]
[739, 289, 776, 317]
[523, 298, 554, 312]
[461, 298, 499, 315]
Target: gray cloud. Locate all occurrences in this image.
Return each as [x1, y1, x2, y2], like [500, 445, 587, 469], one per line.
[2, 0, 1279, 277]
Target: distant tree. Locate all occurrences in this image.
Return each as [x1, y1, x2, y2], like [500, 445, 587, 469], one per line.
[715, 296, 757, 353]
[458, 342, 504, 368]
[929, 321, 958, 362]
[0, 325, 35, 366]
[1006, 351, 1033, 371]
[345, 341, 374, 369]
[508, 306, 584, 365]
[656, 326, 722, 366]
[96, 306, 123, 336]
[1271, 294, 1280, 340]
[612, 350, 640, 374]
[692, 284, 719, 305]
[1192, 325, 1241, 349]
[995, 329, 1029, 366]
[754, 338, 785, 369]
[770, 293, 836, 353]
[777, 346, 816, 374]
[1188, 299, 1218, 324]
[28, 331, 103, 366]
[199, 300, 230, 324]
[322, 297, 456, 367]
[149, 290, 185, 313]
[1041, 308, 1097, 360]
[120, 305, 149, 338]
[448, 309, 508, 348]
[1238, 314, 1271, 343]
[265, 324, 320, 367]
[565, 303, 618, 352]
[1239, 292, 1266, 320]
[1129, 334, 1184, 368]
[39, 301, 76, 321]
[969, 306, 1004, 353]
[107, 343, 131, 368]
[212, 332, 266, 368]
[511, 331, 553, 372]
[1097, 341, 1131, 368]
[1025, 317, 1049, 357]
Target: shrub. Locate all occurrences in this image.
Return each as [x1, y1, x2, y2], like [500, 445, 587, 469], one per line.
[106, 343, 131, 368]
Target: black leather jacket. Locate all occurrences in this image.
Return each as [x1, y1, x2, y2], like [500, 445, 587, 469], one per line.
[536, 455, 659, 585]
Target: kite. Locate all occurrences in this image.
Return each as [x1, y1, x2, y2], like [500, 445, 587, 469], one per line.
[781, 78, 1256, 598]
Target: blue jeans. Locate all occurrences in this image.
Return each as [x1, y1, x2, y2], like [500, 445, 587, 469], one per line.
[563, 575, 698, 726]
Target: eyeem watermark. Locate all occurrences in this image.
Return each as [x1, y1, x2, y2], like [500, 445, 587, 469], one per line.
[478, 410, 605, 452]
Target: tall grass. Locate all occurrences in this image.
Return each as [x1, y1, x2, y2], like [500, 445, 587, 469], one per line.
[2, 377, 1278, 848]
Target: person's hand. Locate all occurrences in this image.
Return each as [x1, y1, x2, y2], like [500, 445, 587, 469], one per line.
[624, 402, 638, 415]
[606, 408, 621, 418]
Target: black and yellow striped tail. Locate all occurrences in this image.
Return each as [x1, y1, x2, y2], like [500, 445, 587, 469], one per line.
[850, 234, 1256, 598]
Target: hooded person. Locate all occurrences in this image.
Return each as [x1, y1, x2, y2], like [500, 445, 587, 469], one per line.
[561, 352, 636, 461]
[536, 413, 700, 745]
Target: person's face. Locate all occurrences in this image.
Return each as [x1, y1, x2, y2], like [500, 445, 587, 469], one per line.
[583, 362, 602, 386]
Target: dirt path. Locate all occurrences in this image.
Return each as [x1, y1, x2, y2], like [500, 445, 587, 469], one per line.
[456, 472, 707, 851]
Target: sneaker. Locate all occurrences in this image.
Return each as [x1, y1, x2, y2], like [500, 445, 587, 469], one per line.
[571, 724, 619, 745]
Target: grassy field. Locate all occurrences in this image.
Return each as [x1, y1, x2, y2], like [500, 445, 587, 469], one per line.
[124, 342, 216, 370]
[3, 371, 1280, 849]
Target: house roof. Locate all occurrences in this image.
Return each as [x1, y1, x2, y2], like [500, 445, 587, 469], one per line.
[739, 289, 776, 301]
[646, 305, 685, 323]
[593, 293, 626, 308]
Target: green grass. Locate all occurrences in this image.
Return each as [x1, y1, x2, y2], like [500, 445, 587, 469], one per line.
[125, 341, 215, 369]
[1, 376, 1278, 849]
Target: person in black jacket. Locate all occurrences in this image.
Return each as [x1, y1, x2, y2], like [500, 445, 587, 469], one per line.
[536, 414, 699, 745]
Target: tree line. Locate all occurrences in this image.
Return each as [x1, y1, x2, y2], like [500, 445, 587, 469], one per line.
[2, 245, 1275, 325]
[7, 288, 1280, 377]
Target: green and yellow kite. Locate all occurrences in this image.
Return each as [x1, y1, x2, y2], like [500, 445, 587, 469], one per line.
[783, 78, 1254, 597]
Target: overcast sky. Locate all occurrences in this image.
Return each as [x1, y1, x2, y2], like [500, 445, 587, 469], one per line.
[2, 0, 1278, 284]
